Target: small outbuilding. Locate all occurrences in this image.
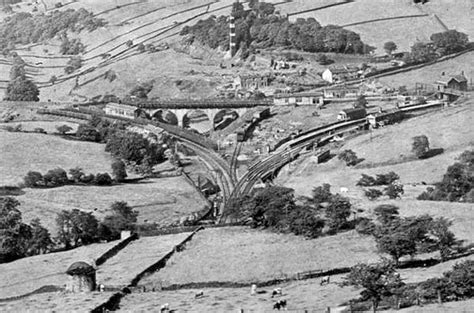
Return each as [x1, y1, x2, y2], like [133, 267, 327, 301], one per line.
[66, 261, 96, 292]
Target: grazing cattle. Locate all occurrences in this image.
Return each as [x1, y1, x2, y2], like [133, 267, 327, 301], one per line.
[340, 187, 348, 194]
[320, 276, 330, 286]
[160, 303, 170, 312]
[273, 300, 287, 310]
[251, 284, 257, 295]
[195, 290, 204, 298]
[271, 287, 282, 298]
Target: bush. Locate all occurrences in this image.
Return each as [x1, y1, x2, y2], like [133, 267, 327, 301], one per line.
[385, 183, 404, 199]
[60, 37, 85, 55]
[357, 174, 376, 187]
[64, 56, 83, 74]
[375, 171, 400, 185]
[355, 217, 376, 235]
[111, 160, 127, 182]
[94, 173, 113, 186]
[43, 168, 69, 187]
[80, 173, 95, 184]
[365, 188, 383, 200]
[412, 135, 430, 159]
[34, 127, 46, 134]
[338, 149, 361, 166]
[24, 171, 44, 187]
[56, 124, 73, 134]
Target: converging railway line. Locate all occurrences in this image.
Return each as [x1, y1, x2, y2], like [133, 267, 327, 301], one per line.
[39, 99, 449, 222]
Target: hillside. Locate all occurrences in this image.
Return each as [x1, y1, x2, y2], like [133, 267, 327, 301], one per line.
[0, 0, 471, 101]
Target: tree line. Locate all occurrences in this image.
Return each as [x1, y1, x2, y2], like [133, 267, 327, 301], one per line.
[0, 197, 138, 263]
[0, 8, 106, 52]
[180, 1, 369, 57]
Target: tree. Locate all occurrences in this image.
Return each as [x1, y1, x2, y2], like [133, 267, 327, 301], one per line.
[357, 174, 376, 187]
[129, 80, 154, 99]
[0, 197, 32, 262]
[374, 215, 433, 265]
[111, 160, 127, 182]
[316, 54, 332, 65]
[384, 183, 404, 199]
[375, 172, 399, 185]
[126, 40, 133, 47]
[355, 95, 368, 108]
[28, 218, 53, 255]
[373, 204, 399, 224]
[64, 56, 83, 74]
[412, 135, 430, 158]
[56, 209, 99, 249]
[427, 217, 462, 261]
[23, 171, 44, 187]
[383, 41, 397, 55]
[56, 124, 73, 135]
[100, 201, 138, 240]
[137, 43, 145, 53]
[342, 260, 404, 313]
[76, 124, 101, 142]
[311, 183, 332, 204]
[338, 149, 360, 166]
[69, 167, 84, 183]
[325, 194, 351, 232]
[4, 77, 40, 101]
[43, 168, 69, 187]
[94, 173, 113, 185]
[365, 189, 383, 200]
[410, 42, 436, 63]
[430, 30, 469, 55]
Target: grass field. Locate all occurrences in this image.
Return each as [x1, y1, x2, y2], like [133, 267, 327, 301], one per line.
[378, 51, 474, 88]
[0, 241, 118, 299]
[17, 176, 206, 234]
[142, 227, 379, 286]
[96, 233, 192, 287]
[0, 121, 79, 133]
[0, 131, 113, 186]
[279, 103, 474, 198]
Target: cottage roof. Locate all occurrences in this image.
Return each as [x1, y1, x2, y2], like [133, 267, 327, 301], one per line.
[66, 262, 95, 276]
[274, 92, 323, 99]
[327, 66, 359, 74]
[341, 107, 366, 114]
[436, 74, 467, 85]
[106, 102, 136, 110]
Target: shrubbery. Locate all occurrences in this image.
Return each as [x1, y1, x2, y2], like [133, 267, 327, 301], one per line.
[23, 167, 116, 188]
[357, 172, 400, 186]
[1, 197, 52, 262]
[0, 9, 106, 50]
[338, 149, 362, 166]
[417, 150, 473, 202]
[181, 2, 369, 55]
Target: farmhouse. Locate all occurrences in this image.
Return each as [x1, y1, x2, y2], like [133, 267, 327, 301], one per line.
[273, 92, 324, 106]
[337, 107, 367, 121]
[322, 66, 360, 83]
[104, 102, 137, 118]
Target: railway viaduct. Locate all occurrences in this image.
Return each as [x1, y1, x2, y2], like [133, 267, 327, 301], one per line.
[119, 99, 272, 129]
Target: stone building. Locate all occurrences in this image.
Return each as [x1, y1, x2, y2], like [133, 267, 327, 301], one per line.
[65, 261, 96, 292]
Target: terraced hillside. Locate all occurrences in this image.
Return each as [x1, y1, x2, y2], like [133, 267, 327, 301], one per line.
[0, 0, 471, 101]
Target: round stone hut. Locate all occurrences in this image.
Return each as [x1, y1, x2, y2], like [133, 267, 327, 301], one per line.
[65, 261, 96, 292]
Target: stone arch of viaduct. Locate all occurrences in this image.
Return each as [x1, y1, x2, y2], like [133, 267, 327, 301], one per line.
[141, 108, 249, 129]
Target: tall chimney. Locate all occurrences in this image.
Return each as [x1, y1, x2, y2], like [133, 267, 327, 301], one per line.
[229, 1, 238, 57]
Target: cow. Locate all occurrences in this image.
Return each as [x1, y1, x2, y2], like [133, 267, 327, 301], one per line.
[160, 303, 170, 312]
[320, 276, 330, 286]
[271, 287, 282, 298]
[273, 300, 287, 310]
[340, 187, 348, 194]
